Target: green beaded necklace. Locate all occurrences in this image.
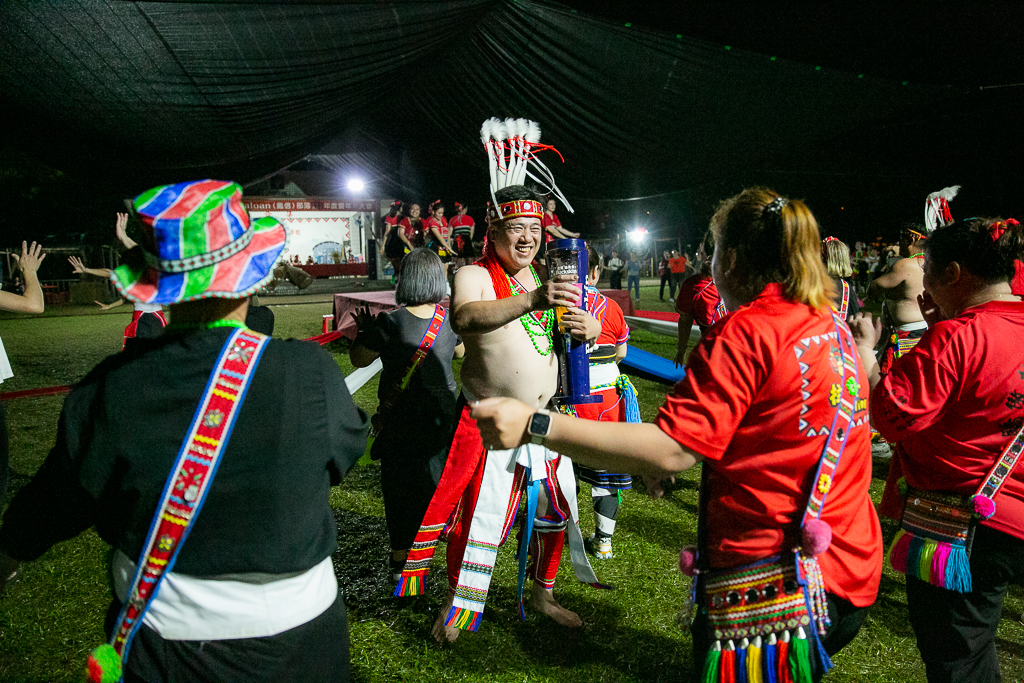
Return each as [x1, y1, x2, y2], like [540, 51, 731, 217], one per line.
[507, 266, 554, 357]
[165, 319, 248, 332]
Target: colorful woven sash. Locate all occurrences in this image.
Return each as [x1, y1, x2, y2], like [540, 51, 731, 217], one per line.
[360, 305, 447, 464]
[86, 327, 269, 683]
[888, 418, 1024, 593]
[697, 309, 861, 683]
[838, 280, 850, 319]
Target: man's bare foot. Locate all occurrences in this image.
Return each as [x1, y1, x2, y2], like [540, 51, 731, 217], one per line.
[530, 583, 582, 627]
[431, 590, 461, 644]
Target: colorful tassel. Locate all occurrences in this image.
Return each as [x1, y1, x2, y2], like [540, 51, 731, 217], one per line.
[722, 643, 737, 683]
[615, 375, 642, 424]
[702, 641, 722, 683]
[444, 606, 483, 632]
[888, 529, 912, 573]
[747, 636, 763, 683]
[905, 534, 926, 580]
[778, 632, 792, 683]
[85, 644, 121, 683]
[917, 540, 937, 584]
[790, 629, 813, 683]
[764, 634, 778, 683]
[736, 640, 748, 683]
[393, 574, 424, 597]
[944, 544, 972, 593]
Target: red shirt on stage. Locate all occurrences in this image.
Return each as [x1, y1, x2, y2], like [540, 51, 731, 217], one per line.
[542, 213, 561, 243]
[422, 216, 449, 241]
[655, 283, 881, 607]
[449, 214, 474, 237]
[399, 217, 424, 246]
[872, 300, 1024, 542]
[675, 274, 723, 334]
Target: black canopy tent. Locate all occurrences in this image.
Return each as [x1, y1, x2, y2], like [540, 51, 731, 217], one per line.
[1, 0, 1021, 244]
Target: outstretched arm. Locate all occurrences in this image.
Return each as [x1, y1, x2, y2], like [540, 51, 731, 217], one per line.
[68, 256, 111, 278]
[471, 397, 702, 479]
[94, 299, 126, 311]
[0, 242, 46, 314]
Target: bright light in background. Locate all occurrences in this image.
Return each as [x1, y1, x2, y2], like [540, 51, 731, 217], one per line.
[627, 227, 648, 243]
[346, 178, 365, 192]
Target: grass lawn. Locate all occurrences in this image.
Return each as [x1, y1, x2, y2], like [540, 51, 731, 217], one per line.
[1, 286, 1022, 682]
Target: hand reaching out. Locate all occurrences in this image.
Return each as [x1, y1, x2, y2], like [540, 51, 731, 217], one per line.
[68, 255, 87, 274]
[350, 305, 377, 335]
[16, 241, 46, 275]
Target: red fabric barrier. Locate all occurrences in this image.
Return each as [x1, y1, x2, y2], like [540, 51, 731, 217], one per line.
[301, 264, 367, 278]
[1, 385, 72, 401]
[600, 289, 634, 316]
[632, 310, 678, 322]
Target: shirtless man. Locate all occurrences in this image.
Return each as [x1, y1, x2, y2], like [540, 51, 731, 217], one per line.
[868, 223, 930, 374]
[394, 185, 602, 643]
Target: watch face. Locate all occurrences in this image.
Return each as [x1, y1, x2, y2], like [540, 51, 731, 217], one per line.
[529, 412, 552, 437]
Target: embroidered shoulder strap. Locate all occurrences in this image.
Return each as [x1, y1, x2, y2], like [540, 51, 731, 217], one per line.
[90, 328, 269, 682]
[970, 415, 1024, 520]
[839, 280, 850, 319]
[800, 310, 860, 528]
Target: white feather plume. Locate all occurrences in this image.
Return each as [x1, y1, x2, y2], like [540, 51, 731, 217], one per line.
[525, 120, 541, 144]
[926, 185, 960, 202]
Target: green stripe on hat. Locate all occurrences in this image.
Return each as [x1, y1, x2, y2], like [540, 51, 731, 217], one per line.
[181, 184, 241, 259]
[180, 263, 215, 299]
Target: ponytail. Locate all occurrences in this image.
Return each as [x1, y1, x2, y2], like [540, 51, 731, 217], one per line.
[714, 187, 834, 309]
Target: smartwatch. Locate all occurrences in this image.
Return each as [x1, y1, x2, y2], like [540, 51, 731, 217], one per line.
[526, 409, 553, 445]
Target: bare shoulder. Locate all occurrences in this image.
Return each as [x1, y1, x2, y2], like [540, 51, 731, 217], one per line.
[453, 264, 494, 307]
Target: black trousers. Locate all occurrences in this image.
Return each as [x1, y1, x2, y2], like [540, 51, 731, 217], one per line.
[609, 272, 622, 289]
[906, 525, 1024, 683]
[0, 400, 8, 505]
[690, 591, 870, 682]
[660, 272, 673, 299]
[105, 594, 351, 683]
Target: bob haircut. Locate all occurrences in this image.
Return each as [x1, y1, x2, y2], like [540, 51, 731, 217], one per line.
[395, 248, 448, 306]
[926, 216, 1024, 284]
[821, 238, 853, 278]
[713, 187, 835, 310]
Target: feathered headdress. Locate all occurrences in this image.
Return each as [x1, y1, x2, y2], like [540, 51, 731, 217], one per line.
[924, 185, 960, 234]
[480, 117, 573, 222]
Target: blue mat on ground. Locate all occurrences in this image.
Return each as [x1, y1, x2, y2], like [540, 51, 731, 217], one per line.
[619, 346, 686, 385]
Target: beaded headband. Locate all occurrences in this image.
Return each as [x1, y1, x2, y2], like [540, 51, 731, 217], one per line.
[486, 199, 544, 223]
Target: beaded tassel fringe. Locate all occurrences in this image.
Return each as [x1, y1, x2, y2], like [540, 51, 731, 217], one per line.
[702, 629, 824, 683]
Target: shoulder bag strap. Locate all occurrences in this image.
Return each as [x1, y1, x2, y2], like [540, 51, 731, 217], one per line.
[970, 414, 1024, 519]
[108, 327, 270, 667]
[376, 305, 447, 417]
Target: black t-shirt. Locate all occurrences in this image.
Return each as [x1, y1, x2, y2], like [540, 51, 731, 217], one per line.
[0, 327, 368, 575]
[363, 307, 460, 446]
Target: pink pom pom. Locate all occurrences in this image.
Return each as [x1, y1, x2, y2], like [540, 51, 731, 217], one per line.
[801, 518, 832, 556]
[970, 494, 996, 520]
[678, 546, 699, 577]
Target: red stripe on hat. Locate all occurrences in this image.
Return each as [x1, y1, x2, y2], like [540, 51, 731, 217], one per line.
[123, 269, 160, 303]
[205, 202, 233, 251]
[157, 180, 231, 221]
[206, 225, 280, 292]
